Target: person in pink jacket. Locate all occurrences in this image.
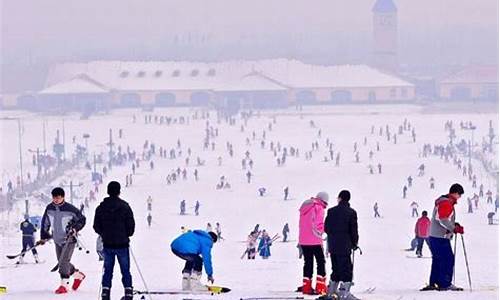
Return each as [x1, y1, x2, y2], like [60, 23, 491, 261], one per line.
[298, 191, 329, 295]
[415, 210, 431, 257]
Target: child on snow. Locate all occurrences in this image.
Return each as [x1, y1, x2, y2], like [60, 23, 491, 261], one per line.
[258, 230, 272, 259]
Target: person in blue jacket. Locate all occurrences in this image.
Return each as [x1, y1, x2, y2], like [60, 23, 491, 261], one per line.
[17, 214, 40, 264]
[171, 230, 218, 291]
[258, 230, 272, 259]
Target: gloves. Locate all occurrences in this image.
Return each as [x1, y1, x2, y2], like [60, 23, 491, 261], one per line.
[454, 223, 464, 234]
[207, 275, 214, 284]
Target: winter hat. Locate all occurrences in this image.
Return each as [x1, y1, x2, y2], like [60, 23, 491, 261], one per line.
[208, 231, 218, 243]
[449, 183, 464, 195]
[107, 181, 121, 197]
[316, 191, 329, 204]
[338, 190, 351, 202]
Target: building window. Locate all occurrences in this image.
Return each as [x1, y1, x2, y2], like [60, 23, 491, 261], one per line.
[120, 71, 129, 78]
[207, 68, 216, 76]
[172, 70, 180, 77]
[401, 88, 408, 98]
[155, 70, 163, 77]
[191, 69, 199, 77]
[137, 71, 145, 78]
[390, 88, 397, 98]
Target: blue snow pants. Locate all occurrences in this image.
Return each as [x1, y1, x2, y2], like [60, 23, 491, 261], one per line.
[428, 236, 454, 288]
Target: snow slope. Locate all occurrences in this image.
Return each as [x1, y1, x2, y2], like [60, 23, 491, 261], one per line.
[1, 104, 498, 300]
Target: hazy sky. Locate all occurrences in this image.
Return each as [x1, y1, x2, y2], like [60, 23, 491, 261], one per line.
[1, 0, 498, 79]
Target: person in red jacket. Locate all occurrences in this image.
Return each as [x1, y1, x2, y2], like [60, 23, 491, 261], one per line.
[414, 211, 430, 257]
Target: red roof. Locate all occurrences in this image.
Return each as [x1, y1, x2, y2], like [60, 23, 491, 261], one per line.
[441, 65, 499, 84]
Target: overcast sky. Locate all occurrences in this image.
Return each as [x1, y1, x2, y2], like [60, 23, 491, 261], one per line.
[1, 0, 498, 67]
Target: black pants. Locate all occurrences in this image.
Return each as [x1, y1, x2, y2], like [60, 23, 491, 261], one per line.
[21, 236, 38, 257]
[301, 245, 326, 278]
[172, 249, 203, 274]
[330, 253, 353, 282]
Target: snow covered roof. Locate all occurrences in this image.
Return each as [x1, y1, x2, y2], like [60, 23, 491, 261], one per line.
[44, 59, 414, 93]
[39, 74, 110, 95]
[440, 65, 499, 84]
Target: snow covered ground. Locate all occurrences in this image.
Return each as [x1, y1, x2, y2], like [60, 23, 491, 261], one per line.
[0, 104, 498, 300]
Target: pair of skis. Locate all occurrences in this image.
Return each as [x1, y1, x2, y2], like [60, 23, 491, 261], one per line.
[5, 239, 49, 260]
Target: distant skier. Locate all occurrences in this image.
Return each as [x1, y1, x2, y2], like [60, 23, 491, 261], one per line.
[170, 230, 218, 291]
[180, 200, 186, 215]
[298, 192, 328, 295]
[258, 230, 273, 259]
[40, 187, 86, 294]
[284, 186, 289, 200]
[414, 211, 430, 257]
[487, 212, 496, 225]
[258, 187, 266, 197]
[421, 183, 464, 291]
[467, 197, 473, 213]
[495, 194, 499, 213]
[429, 177, 435, 189]
[403, 185, 408, 199]
[373, 202, 381, 218]
[377, 163, 382, 174]
[195, 201, 200, 216]
[147, 195, 153, 211]
[282, 223, 290, 242]
[324, 190, 359, 299]
[407, 176, 413, 187]
[215, 223, 223, 240]
[17, 215, 40, 264]
[410, 201, 419, 218]
[206, 223, 213, 232]
[245, 231, 258, 259]
[147, 213, 152, 228]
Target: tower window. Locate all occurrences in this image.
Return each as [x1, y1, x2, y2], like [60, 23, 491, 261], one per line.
[207, 68, 216, 76]
[155, 70, 163, 77]
[191, 69, 199, 77]
[172, 70, 180, 77]
[120, 71, 129, 78]
[390, 88, 397, 98]
[401, 88, 408, 98]
[137, 71, 145, 78]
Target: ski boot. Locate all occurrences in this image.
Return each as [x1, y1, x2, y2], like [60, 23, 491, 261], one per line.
[315, 276, 327, 295]
[420, 283, 438, 291]
[55, 279, 70, 294]
[182, 272, 191, 291]
[438, 284, 463, 291]
[302, 277, 314, 295]
[337, 282, 359, 300]
[72, 270, 86, 290]
[101, 286, 111, 300]
[16, 256, 24, 265]
[122, 287, 133, 300]
[327, 281, 340, 299]
[190, 272, 207, 292]
[34, 254, 40, 263]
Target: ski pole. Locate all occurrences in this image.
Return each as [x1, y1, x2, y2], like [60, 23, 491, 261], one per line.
[460, 234, 472, 292]
[130, 248, 153, 300]
[453, 235, 457, 285]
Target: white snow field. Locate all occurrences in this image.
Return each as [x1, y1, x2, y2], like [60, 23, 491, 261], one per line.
[0, 104, 498, 300]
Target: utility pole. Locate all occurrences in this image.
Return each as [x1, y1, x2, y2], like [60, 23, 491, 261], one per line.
[107, 129, 114, 168]
[61, 181, 83, 204]
[62, 119, 66, 161]
[17, 119, 24, 194]
[28, 148, 46, 179]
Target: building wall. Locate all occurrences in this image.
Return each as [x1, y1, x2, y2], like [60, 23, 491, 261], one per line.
[1, 94, 19, 108]
[440, 82, 499, 100]
[292, 86, 414, 103]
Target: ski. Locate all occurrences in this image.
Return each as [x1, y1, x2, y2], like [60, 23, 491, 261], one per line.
[0, 260, 46, 269]
[134, 286, 231, 295]
[406, 255, 431, 259]
[241, 297, 305, 300]
[6, 240, 47, 259]
[363, 287, 376, 294]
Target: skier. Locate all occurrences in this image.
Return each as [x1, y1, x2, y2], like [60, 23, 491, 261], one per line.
[373, 202, 380, 218]
[467, 197, 473, 213]
[17, 215, 40, 264]
[147, 195, 153, 211]
[377, 163, 382, 174]
[407, 176, 413, 187]
[147, 213, 152, 228]
[298, 192, 328, 295]
[415, 211, 431, 257]
[258, 187, 266, 197]
[40, 187, 86, 294]
[284, 186, 289, 200]
[180, 200, 186, 215]
[429, 177, 435, 189]
[93, 181, 135, 300]
[282, 223, 290, 242]
[195, 201, 200, 216]
[421, 183, 464, 291]
[246, 170, 252, 183]
[324, 190, 359, 299]
[487, 212, 496, 225]
[207, 223, 213, 232]
[245, 231, 258, 259]
[495, 194, 499, 213]
[258, 230, 273, 259]
[170, 230, 218, 291]
[486, 190, 493, 204]
[403, 185, 408, 199]
[410, 201, 419, 218]
[215, 223, 223, 240]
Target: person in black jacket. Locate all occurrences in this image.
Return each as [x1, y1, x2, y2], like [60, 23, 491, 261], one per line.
[94, 181, 135, 300]
[17, 215, 40, 264]
[324, 190, 359, 300]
